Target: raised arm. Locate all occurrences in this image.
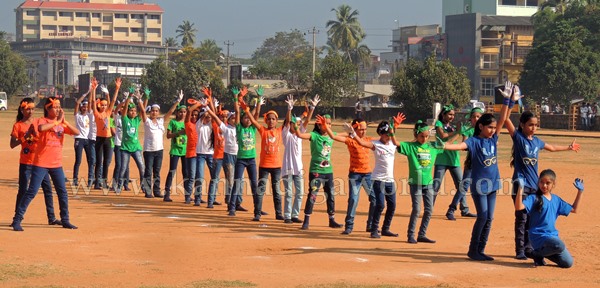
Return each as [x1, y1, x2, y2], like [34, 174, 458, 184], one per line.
[137, 93, 147, 122]
[107, 77, 121, 115]
[293, 121, 312, 140]
[351, 125, 374, 149]
[514, 180, 526, 211]
[186, 101, 202, 123]
[164, 90, 184, 122]
[245, 102, 262, 129]
[571, 178, 584, 213]
[495, 81, 516, 136]
[283, 94, 295, 128]
[544, 139, 580, 152]
[205, 104, 224, 127]
[90, 77, 99, 113]
[74, 87, 91, 115]
[318, 115, 347, 143]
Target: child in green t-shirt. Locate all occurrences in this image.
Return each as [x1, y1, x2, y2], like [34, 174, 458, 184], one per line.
[397, 121, 444, 244]
[163, 94, 186, 202]
[116, 94, 146, 196]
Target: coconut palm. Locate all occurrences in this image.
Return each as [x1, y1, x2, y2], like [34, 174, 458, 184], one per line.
[326, 5, 366, 57]
[176, 20, 197, 47]
[164, 37, 178, 48]
[198, 39, 222, 60]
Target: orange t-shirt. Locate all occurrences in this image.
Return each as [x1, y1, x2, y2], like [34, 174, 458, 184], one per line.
[345, 136, 371, 173]
[213, 121, 224, 160]
[94, 111, 112, 137]
[185, 121, 198, 158]
[11, 119, 39, 165]
[258, 126, 282, 168]
[34, 117, 75, 168]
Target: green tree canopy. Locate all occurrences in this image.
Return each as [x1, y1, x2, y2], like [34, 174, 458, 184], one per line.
[176, 20, 197, 47]
[198, 39, 222, 61]
[326, 4, 366, 57]
[164, 37, 178, 48]
[521, 1, 600, 106]
[0, 39, 28, 97]
[310, 52, 360, 108]
[390, 56, 471, 121]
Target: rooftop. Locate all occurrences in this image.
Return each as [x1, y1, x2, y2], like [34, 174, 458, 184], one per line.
[18, 0, 163, 13]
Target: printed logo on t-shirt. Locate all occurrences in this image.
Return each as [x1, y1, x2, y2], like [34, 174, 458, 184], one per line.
[176, 135, 187, 146]
[320, 141, 332, 168]
[265, 134, 278, 155]
[416, 147, 431, 168]
[48, 125, 64, 147]
[482, 145, 497, 167]
[127, 124, 137, 137]
[242, 130, 255, 151]
[523, 145, 539, 166]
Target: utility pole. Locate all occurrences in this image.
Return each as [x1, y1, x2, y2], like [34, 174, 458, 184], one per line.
[308, 27, 319, 80]
[224, 40, 234, 87]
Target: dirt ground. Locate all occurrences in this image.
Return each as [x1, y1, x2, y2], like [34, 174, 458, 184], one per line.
[1, 110, 599, 288]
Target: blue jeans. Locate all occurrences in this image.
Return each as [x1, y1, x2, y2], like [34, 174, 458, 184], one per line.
[283, 174, 303, 219]
[534, 237, 573, 268]
[195, 153, 215, 201]
[14, 166, 70, 224]
[257, 167, 283, 217]
[208, 158, 223, 205]
[184, 156, 195, 199]
[228, 158, 258, 212]
[408, 184, 434, 238]
[111, 146, 130, 189]
[88, 139, 96, 185]
[94, 136, 113, 187]
[469, 190, 497, 254]
[143, 150, 163, 196]
[73, 138, 95, 184]
[371, 180, 396, 232]
[119, 150, 145, 192]
[304, 172, 335, 216]
[434, 165, 470, 214]
[165, 155, 188, 197]
[345, 172, 375, 231]
[17, 163, 56, 221]
[223, 153, 239, 205]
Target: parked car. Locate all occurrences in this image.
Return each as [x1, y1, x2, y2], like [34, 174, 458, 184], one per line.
[0, 92, 7, 111]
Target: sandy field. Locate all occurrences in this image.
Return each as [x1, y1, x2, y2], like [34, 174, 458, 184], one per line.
[0, 110, 599, 288]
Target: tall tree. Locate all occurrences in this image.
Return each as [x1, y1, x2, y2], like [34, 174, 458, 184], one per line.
[141, 55, 177, 108]
[390, 56, 471, 121]
[176, 20, 197, 47]
[310, 52, 360, 108]
[164, 37, 178, 48]
[326, 5, 366, 58]
[0, 39, 28, 97]
[198, 39, 222, 61]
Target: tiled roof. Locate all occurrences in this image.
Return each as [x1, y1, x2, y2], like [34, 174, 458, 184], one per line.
[19, 0, 163, 13]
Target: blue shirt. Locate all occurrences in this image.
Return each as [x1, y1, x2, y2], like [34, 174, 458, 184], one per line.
[465, 134, 500, 194]
[512, 130, 545, 190]
[523, 193, 572, 250]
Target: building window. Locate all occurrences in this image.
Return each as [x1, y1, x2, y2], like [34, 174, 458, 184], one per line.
[115, 27, 128, 33]
[131, 28, 141, 33]
[481, 54, 498, 69]
[499, 0, 517, 5]
[103, 30, 113, 36]
[26, 10, 39, 17]
[114, 13, 128, 19]
[147, 28, 160, 34]
[103, 15, 113, 22]
[92, 13, 101, 19]
[131, 14, 144, 20]
[481, 77, 496, 97]
[75, 12, 88, 18]
[76, 26, 88, 32]
[148, 14, 160, 20]
[59, 12, 73, 17]
[42, 11, 56, 17]
[92, 26, 101, 32]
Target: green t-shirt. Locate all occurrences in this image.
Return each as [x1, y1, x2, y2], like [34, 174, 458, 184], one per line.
[236, 124, 257, 159]
[398, 141, 443, 185]
[461, 124, 475, 138]
[309, 131, 334, 174]
[435, 120, 460, 167]
[110, 117, 115, 148]
[168, 119, 187, 156]
[121, 115, 142, 153]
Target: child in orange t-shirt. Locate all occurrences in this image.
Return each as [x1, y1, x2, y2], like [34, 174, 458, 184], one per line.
[91, 77, 120, 189]
[11, 97, 80, 231]
[10, 97, 60, 226]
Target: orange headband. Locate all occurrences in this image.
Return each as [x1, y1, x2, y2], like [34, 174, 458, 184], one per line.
[263, 110, 278, 120]
[20, 102, 35, 109]
[352, 121, 367, 129]
[44, 98, 61, 109]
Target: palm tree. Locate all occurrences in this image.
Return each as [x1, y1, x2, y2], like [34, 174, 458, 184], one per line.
[349, 44, 372, 69]
[164, 37, 178, 48]
[176, 20, 197, 47]
[198, 39, 222, 60]
[326, 5, 366, 57]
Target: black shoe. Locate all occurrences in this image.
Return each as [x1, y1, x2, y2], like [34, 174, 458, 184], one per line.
[163, 197, 173, 202]
[516, 251, 528, 260]
[381, 230, 399, 237]
[213, 201, 222, 205]
[446, 211, 456, 221]
[62, 222, 78, 229]
[533, 256, 546, 266]
[153, 193, 162, 198]
[48, 219, 62, 226]
[328, 219, 343, 228]
[467, 250, 487, 261]
[479, 252, 494, 261]
[200, 200, 207, 204]
[252, 215, 261, 222]
[12, 221, 24, 231]
[407, 237, 417, 244]
[300, 216, 310, 230]
[462, 212, 477, 217]
[417, 236, 436, 243]
[341, 229, 352, 235]
[228, 211, 236, 217]
[145, 194, 154, 199]
[236, 206, 248, 212]
[291, 217, 303, 224]
[284, 219, 293, 224]
[370, 231, 381, 239]
[207, 204, 214, 208]
[260, 211, 269, 216]
[275, 214, 284, 220]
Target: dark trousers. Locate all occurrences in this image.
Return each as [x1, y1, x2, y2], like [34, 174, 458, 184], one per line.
[17, 163, 56, 221]
[94, 136, 113, 187]
[304, 172, 335, 216]
[228, 158, 258, 212]
[143, 150, 163, 196]
[73, 138, 95, 184]
[165, 155, 188, 197]
[257, 167, 283, 217]
[371, 180, 396, 232]
[14, 166, 70, 224]
[512, 183, 535, 254]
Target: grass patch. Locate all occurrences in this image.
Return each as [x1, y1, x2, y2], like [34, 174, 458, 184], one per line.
[0, 263, 58, 282]
[297, 283, 452, 288]
[139, 279, 256, 288]
[525, 278, 553, 284]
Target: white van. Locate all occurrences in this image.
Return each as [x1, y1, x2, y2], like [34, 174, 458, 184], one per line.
[0, 92, 7, 111]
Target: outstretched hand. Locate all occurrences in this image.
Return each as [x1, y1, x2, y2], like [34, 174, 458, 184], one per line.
[310, 94, 321, 108]
[498, 81, 513, 98]
[255, 85, 264, 97]
[100, 84, 109, 95]
[177, 90, 184, 102]
[392, 112, 406, 128]
[144, 87, 151, 99]
[115, 77, 122, 89]
[239, 97, 249, 112]
[286, 94, 296, 110]
[512, 85, 523, 102]
[342, 122, 354, 134]
[570, 139, 580, 152]
[239, 86, 249, 98]
[315, 114, 327, 127]
[434, 136, 446, 149]
[202, 87, 212, 100]
[573, 178, 584, 191]
[231, 86, 240, 97]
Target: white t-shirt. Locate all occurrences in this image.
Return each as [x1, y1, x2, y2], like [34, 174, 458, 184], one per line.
[219, 122, 238, 155]
[74, 112, 92, 139]
[113, 114, 123, 146]
[143, 117, 165, 151]
[281, 124, 305, 176]
[196, 121, 214, 154]
[371, 140, 397, 182]
[88, 113, 97, 141]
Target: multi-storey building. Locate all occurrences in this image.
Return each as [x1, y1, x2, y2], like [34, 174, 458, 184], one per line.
[442, 0, 543, 30]
[16, 0, 163, 45]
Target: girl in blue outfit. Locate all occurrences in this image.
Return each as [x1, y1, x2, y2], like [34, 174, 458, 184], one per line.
[441, 86, 510, 260]
[500, 82, 580, 260]
[514, 169, 583, 268]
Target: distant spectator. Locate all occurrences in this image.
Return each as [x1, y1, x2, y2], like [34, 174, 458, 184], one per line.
[589, 103, 597, 130]
[355, 99, 362, 119]
[541, 103, 550, 114]
[580, 103, 589, 130]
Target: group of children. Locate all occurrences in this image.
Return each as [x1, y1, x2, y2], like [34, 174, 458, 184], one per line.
[9, 79, 584, 268]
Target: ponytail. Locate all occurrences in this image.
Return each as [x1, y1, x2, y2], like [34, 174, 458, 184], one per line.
[534, 169, 556, 213]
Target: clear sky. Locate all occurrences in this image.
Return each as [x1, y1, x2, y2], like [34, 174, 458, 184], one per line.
[2, 0, 442, 58]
